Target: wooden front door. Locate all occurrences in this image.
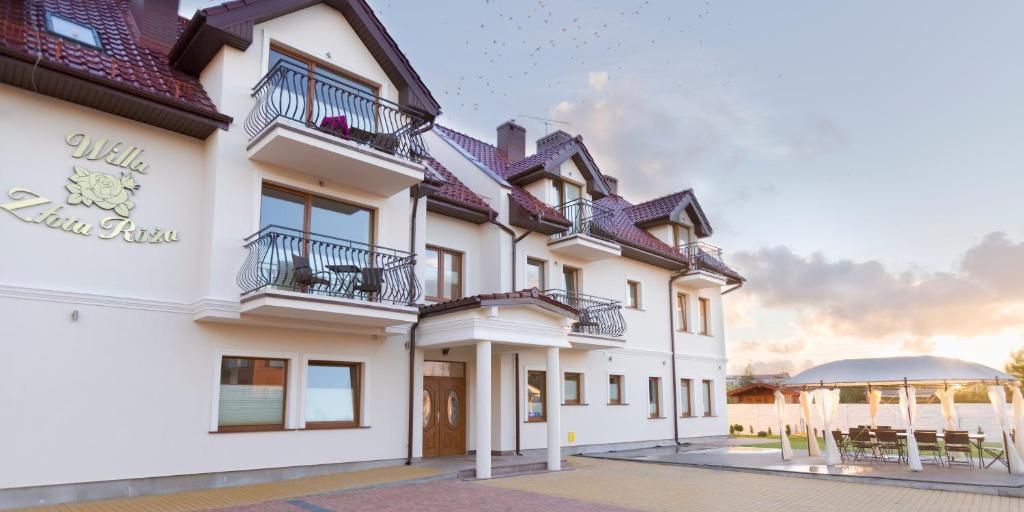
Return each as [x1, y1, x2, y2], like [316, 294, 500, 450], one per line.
[423, 374, 466, 457]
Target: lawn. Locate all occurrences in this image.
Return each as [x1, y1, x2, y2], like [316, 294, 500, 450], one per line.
[733, 434, 1001, 457]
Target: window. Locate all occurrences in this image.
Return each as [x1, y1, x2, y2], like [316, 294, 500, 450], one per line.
[305, 361, 360, 428]
[626, 280, 641, 309]
[218, 357, 288, 432]
[676, 293, 689, 332]
[527, 370, 546, 422]
[680, 379, 693, 417]
[45, 12, 102, 49]
[268, 47, 380, 129]
[608, 374, 624, 405]
[563, 266, 580, 295]
[549, 179, 582, 207]
[564, 372, 582, 405]
[702, 379, 714, 416]
[425, 246, 463, 301]
[674, 224, 691, 248]
[260, 184, 372, 244]
[648, 377, 662, 418]
[698, 297, 711, 335]
[526, 258, 546, 290]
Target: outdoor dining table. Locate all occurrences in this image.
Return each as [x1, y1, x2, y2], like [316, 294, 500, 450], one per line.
[890, 431, 1000, 468]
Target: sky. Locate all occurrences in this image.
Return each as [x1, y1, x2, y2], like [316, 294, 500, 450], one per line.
[181, 0, 1024, 375]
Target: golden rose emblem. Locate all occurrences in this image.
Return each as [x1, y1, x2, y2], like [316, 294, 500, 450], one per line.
[66, 165, 139, 217]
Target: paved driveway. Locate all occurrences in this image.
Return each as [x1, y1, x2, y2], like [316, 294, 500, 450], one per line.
[209, 457, 1023, 512]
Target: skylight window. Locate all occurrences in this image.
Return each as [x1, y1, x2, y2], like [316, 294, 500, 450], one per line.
[45, 13, 102, 50]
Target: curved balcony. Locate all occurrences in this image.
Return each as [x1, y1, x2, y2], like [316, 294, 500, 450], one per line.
[235, 226, 420, 329]
[548, 198, 621, 261]
[677, 241, 731, 288]
[542, 289, 626, 339]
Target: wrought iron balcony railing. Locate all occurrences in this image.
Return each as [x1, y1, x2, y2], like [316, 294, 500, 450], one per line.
[244, 61, 431, 162]
[550, 198, 614, 241]
[237, 225, 421, 306]
[679, 241, 728, 274]
[542, 289, 626, 337]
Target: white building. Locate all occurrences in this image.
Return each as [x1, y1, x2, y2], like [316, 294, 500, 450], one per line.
[0, 0, 743, 507]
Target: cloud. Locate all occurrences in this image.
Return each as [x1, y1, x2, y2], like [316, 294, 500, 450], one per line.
[728, 358, 815, 376]
[587, 71, 609, 91]
[730, 232, 1024, 340]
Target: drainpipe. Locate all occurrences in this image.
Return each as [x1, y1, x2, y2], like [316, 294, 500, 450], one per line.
[668, 270, 686, 446]
[487, 208, 543, 456]
[406, 189, 427, 465]
[722, 281, 744, 295]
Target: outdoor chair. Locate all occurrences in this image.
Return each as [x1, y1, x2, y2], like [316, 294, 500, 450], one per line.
[832, 430, 851, 462]
[291, 254, 332, 291]
[355, 267, 384, 294]
[876, 425, 891, 431]
[943, 430, 974, 468]
[876, 429, 905, 464]
[850, 427, 877, 462]
[914, 430, 943, 466]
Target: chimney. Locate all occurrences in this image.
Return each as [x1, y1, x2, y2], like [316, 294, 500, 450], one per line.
[496, 120, 526, 162]
[604, 175, 619, 195]
[127, 0, 181, 54]
[536, 130, 574, 153]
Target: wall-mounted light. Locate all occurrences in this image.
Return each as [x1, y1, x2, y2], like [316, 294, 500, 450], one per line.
[442, 348, 450, 356]
[71, 310, 79, 321]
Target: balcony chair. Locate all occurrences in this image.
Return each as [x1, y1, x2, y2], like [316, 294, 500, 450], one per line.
[355, 267, 384, 294]
[943, 430, 974, 468]
[914, 430, 943, 466]
[831, 430, 851, 463]
[291, 254, 332, 291]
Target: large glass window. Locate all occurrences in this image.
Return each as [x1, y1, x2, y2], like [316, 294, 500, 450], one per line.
[526, 258, 545, 290]
[563, 266, 579, 295]
[676, 293, 689, 332]
[702, 379, 714, 416]
[219, 357, 287, 432]
[527, 370, 546, 422]
[260, 184, 372, 243]
[680, 379, 693, 417]
[425, 246, 463, 301]
[305, 361, 360, 428]
[564, 372, 582, 405]
[608, 374, 624, 405]
[648, 377, 662, 418]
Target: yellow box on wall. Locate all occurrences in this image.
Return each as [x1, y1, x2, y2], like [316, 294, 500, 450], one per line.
[568, 431, 576, 443]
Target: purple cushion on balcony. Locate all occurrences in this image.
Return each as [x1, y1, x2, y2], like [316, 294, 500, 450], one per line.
[319, 115, 350, 137]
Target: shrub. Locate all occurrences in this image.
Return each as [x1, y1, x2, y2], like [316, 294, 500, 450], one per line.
[729, 425, 735, 435]
[749, 425, 754, 434]
[757, 431, 768, 437]
[785, 424, 792, 436]
[768, 427, 773, 436]
[733, 424, 744, 433]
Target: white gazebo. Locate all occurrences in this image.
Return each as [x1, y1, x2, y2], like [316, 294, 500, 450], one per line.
[782, 355, 1021, 473]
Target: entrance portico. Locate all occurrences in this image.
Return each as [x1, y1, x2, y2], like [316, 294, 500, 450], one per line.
[417, 290, 579, 478]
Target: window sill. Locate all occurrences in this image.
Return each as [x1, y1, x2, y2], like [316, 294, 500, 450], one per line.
[525, 420, 547, 424]
[680, 414, 696, 419]
[562, 402, 589, 406]
[607, 403, 630, 406]
[212, 426, 371, 434]
[702, 415, 717, 418]
[648, 416, 667, 420]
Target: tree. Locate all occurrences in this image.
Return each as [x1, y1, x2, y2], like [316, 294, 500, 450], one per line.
[738, 364, 756, 388]
[1006, 347, 1024, 382]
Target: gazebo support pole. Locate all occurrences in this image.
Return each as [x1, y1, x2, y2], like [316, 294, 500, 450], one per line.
[997, 377, 1011, 474]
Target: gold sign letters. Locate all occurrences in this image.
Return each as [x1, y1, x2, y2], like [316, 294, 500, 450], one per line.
[1, 132, 181, 243]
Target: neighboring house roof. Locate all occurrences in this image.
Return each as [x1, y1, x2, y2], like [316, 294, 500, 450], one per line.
[0, 0, 231, 138]
[423, 157, 495, 223]
[171, 0, 440, 117]
[728, 383, 799, 397]
[419, 288, 580, 319]
[626, 190, 713, 237]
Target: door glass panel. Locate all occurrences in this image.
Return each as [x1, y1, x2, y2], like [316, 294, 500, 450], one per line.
[422, 390, 432, 428]
[563, 182, 582, 203]
[446, 389, 460, 427]
[310, 196, 371, 244]
[444, 253, 462, 300]
[314, 66, 378, 133]
[563, 268, 578, 295]
[268, 49, 308, 123]
[260, 187, 305, 232]
[424, 248, 440, 299]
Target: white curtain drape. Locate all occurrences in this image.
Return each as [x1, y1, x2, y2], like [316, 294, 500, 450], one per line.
[774, 390, 794, 460]
[898, 386, 923, 471]
[933, 388, 958, 431]
[813, 388, 841, 465]
[1012, 384, 1024, 459]
[988, 385, 1024, 474]
[799, 391, 821, 457]
[868, 389, 882, 429]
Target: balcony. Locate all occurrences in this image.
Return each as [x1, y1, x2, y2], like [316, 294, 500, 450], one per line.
[542, 289, 626, 347]
[547, 198, 621, 261]
[677, 241, 730, 288]
[244, 61, 430, 196]
[235, 226, 420, 329]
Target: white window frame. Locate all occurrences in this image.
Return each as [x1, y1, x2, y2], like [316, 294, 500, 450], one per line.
[299, 353, 372, 429]
[562, 368, 586, 405]
[210, 349, 301, 432]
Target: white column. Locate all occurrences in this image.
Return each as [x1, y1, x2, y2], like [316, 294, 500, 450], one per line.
[475, 341, 492, 479]
[546, 347, 561, 471]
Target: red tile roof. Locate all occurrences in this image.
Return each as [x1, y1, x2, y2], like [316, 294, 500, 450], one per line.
[419, 288, 580, 318]
[434, 124, 573, 180]
[595, 195, 688, 264]
[424, 158, 494, 216]
[0, 0, 221, 116]
[625, 190, 692, 224]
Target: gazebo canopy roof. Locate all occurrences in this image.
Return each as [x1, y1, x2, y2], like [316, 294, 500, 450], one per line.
[784, 355, 1016, 387]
